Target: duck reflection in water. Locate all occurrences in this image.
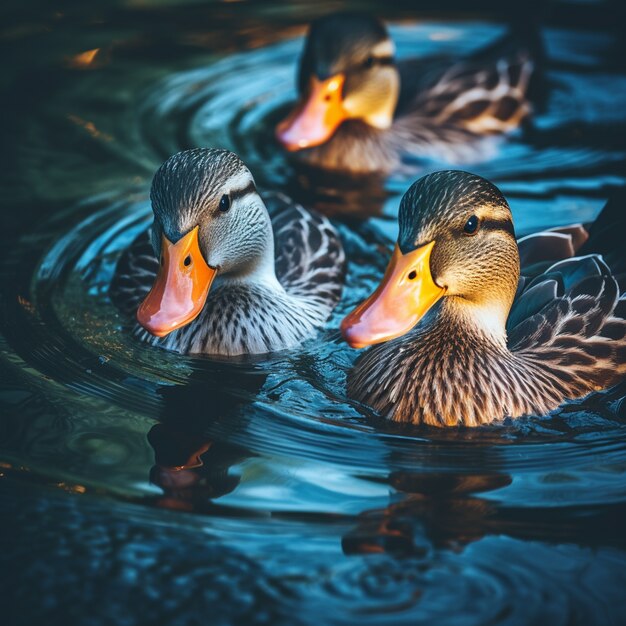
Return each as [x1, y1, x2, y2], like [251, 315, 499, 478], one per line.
[148, 424, 245, 513]
[342, 406, 626, 557]
[143, 368, 626, 554]
[146, 363, 265, 514]
[342, 470, 513, 556]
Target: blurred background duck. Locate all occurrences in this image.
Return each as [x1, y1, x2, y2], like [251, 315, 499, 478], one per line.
[341, 172, 626, 426]
[110, 148, 345, 356]
[276, 12, 543, 173]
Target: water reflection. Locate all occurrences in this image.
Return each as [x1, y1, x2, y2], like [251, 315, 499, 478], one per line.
[148, 424, 243, 512]
[147, 367, 264, 513]
[343, 472, 512, 555]
[344, 469, 626, 557]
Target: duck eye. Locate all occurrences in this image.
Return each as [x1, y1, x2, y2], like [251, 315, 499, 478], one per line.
[183, 255, 192, 267]
[364, 56, 375, 69]
[463, 215, 479, 235]
[219, 194, 231, 212]
[407, 270, 417, 280]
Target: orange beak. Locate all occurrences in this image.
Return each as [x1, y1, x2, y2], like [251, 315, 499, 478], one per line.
[137, 226, 217, 338]
[341, 241, 445, 349]
[276, 74, 347, 151]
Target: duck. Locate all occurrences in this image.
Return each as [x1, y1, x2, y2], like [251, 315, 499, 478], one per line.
[341, 171, 626, 426]
[276, 12, 542, 174]
[110, 148, 345, 356]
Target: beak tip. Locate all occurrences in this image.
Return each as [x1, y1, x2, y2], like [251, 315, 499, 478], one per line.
[343, 336, 368, 350]
[136, 309, 171, 338]
[143, 326, 172, 339]
[275, 125, 305, 151]
[345, 338, 368, 350]
[340, 318, 368, 350]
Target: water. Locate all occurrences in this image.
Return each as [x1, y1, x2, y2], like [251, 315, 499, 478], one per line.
[2, 1, 626, 624]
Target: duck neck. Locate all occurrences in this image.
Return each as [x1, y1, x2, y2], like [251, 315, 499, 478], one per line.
[221, 213, 284, 294]
[436, 296, 510, 350]
[350, 296, 514, 426]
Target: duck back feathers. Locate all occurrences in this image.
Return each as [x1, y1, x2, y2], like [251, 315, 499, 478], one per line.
[507, 192, 626, 402]
[507, 255, 625, 410]
[267, 192, 345, 308]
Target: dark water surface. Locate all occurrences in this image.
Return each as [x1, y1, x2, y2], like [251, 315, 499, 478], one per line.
[2, 1, 626, 624]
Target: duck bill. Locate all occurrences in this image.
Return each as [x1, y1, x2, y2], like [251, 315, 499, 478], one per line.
[276, 74, 346, 151]
[341, 241, 445, 349]
[137, 226, 217, 338]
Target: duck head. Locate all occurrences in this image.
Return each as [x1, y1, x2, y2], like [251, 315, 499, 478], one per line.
[276, 12, 400, 151]
[341, 171, 520, 348]
[137, 148, 277, 338]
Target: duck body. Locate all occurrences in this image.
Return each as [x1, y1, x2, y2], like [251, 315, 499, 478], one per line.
[277, 13, 542, 174]
[111, 149, 345, 356]
[342, 172, 625, 426]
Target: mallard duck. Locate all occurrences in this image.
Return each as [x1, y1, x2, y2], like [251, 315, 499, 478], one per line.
[276, 12, 541, 173]
[341, 171, 626, 426]
[110, 148, 345, 355]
